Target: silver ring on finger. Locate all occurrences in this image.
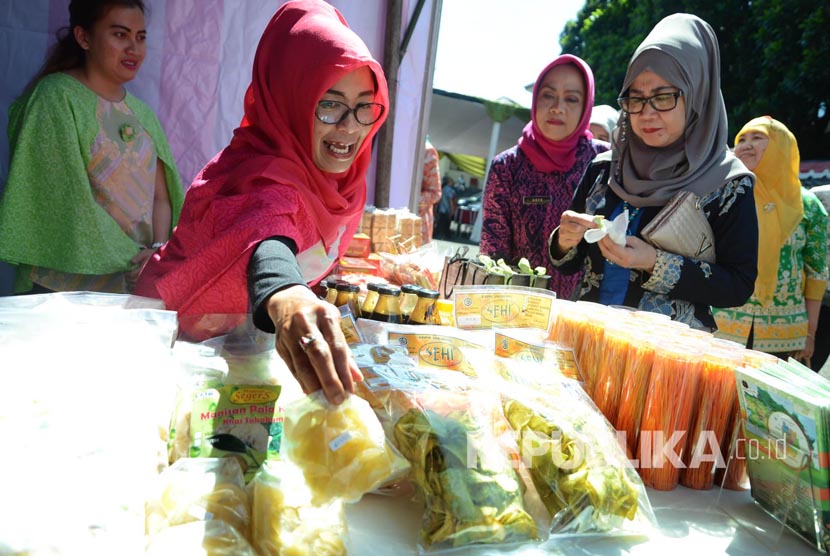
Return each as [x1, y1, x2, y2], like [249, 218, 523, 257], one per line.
[298, 333, 321, 352]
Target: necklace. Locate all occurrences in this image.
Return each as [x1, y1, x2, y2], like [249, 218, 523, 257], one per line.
[621, 202, 640, 235]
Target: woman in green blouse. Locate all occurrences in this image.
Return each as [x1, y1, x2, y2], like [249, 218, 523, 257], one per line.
[714, 117, 828, 362]
[0, 0, 183, 294]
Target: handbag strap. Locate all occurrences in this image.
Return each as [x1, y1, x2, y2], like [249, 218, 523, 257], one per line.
[440, 246, 471, 299]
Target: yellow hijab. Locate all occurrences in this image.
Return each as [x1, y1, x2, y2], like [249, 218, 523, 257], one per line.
[736, 116, 803, 306]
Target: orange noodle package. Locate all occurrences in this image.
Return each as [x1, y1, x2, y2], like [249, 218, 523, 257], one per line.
[636, 339, 706, 490]
[613, 330, 658, 457]
[547, 298, 582, 348]
[680, 345, 743, 490]
[281, 390, 410, 505]
[590, 322, 635, 423]
[570, 301, 626, 394]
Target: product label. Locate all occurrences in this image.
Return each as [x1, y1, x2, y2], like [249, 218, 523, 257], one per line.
[388, 332, 482, 377]
[338, 311, 363, 345]
[189, 384, 283, 482]
[494, 333, 581, 380]
[329, 431, 353, 452]
[453, 288, 555, 330]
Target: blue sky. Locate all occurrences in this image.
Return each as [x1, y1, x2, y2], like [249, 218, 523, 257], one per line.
[432, 0, 585, 107]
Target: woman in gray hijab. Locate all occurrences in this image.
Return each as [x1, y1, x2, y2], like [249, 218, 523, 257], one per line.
[547, 13, 758, 330]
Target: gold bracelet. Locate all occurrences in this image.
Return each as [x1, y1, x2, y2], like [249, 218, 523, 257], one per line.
[807, 332, 816, 340]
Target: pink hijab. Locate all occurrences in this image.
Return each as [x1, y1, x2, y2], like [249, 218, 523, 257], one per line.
[518, 54, 595, 173]
[135, 0, 389, 318]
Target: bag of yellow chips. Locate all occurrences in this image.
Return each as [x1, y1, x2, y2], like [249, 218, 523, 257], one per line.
[282, 391, 410, 504]
[145, 457, 251, 540]
[250, 460, 347, 556]
[145, 519, 258, 556]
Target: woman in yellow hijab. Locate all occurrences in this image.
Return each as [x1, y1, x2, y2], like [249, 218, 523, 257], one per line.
[714, 116, 829, 361]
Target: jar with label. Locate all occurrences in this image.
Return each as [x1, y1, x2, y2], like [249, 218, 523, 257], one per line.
[325, 278, 343, 305]
[408, 288, 440, 325]
[399, 284, 422, 322]
[370, 285, 402, 323]
[361, 282, 381, 317]
[334, 282, 361, 318]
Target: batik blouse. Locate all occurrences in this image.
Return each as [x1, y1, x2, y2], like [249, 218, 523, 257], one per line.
[550, 160, 758, 331]
[713, 188, 829, 352]
[480, 138, 608, 299]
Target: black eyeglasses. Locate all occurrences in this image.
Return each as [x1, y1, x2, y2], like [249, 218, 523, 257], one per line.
[617, 91, 683, 114]
[315, 100, 385, 125]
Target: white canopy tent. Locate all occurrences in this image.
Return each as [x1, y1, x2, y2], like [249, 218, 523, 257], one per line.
[427, 88, 532, 242]
[427, 89, 530, 161]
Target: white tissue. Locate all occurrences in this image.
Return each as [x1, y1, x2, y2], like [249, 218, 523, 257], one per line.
[583, 210, 628, 246]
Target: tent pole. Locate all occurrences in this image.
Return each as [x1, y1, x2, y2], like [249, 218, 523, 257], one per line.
[374, 0, 403, 209]
[469, 119, 500, 243]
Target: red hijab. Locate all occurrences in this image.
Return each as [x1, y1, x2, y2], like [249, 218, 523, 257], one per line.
[518, 54, 595, 173]
[135, 0, 389, 318]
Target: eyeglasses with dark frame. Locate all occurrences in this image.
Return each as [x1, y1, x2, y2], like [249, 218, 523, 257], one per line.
[617, 90, 683, 114]
[315, 100, 385, 125]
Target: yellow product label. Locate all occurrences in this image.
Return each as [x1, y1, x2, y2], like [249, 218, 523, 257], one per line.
[454, 290, 554, 330]
[541, 348, 580, 380]
[388, 332, 480, 376]
[229, 387, 279, 404]
[495, 333, 581, 381]
[339, 313, 363, 345]
[495, 335, 546, 360]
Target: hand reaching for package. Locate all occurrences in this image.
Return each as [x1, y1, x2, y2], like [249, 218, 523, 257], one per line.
[266, 285, 363, 405]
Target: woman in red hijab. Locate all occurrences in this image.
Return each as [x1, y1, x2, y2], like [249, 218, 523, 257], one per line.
[135, 0, 388, 404]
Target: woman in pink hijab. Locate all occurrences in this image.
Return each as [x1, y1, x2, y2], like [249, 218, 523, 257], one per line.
[479, 54, 608, 300]
[136, 0, 389, 404]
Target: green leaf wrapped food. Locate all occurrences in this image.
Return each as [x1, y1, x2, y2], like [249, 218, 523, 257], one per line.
[393, 408, 537, 548]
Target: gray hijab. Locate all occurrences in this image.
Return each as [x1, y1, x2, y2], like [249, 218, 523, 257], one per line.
[607, 13, 752, 208]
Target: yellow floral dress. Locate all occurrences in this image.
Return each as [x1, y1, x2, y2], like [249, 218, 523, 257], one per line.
[713, 188, 829, 353]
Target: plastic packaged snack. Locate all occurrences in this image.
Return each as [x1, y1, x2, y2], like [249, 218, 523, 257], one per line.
[250, 460, 347, 556]
[145, 458, 251, 540]
[390, 384, 538, 549]
[282, 391, 410, 504]
[168, 338, 287, 480]
[503, 397, 640, 531]
[144, 519, 257, 556]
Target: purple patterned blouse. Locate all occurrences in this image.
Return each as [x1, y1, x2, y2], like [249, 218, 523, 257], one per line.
[479, 136, 608, 299]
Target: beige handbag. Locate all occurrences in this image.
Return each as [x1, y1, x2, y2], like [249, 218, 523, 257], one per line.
[641, 191, 716, 262]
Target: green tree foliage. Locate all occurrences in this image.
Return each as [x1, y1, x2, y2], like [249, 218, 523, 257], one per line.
[560, 0, 830, 159]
